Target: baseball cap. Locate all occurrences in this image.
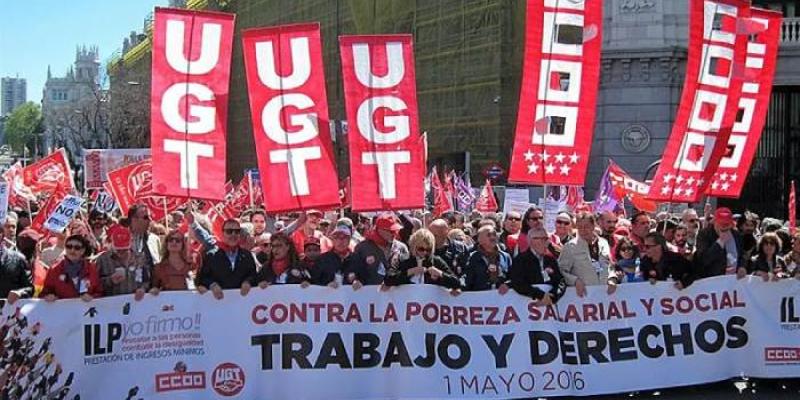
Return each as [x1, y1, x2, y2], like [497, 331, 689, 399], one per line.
[375, 214, 403, 232]
[108, 224, 132, 250]
[331, 225, 353, 237]
[306, 209, 324, 218]
[714, 207, 734, 226]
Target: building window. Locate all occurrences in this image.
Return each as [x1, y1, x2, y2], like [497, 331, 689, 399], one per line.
[51, 90, 68, 101]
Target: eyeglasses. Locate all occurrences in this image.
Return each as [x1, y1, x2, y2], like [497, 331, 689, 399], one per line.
[65, 244, 84, 251]
[223, 228, 241, 235]
[556, 220, 570, 225]
[507, 217, 521, 222]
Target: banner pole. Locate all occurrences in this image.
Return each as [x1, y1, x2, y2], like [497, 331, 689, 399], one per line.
[248, 171, 255, 210]
[163, 197, 169, 225]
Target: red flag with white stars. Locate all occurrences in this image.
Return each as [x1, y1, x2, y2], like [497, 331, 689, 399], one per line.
[707, 8, 782, 198]
[508, 0, 603, 186]
[648, 0, 751, 202]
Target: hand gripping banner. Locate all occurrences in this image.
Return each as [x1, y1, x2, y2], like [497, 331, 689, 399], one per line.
[508, 0, 603, 186]
[648, 0, 750, 202]
[150, 7, 235, 201]
[242, 23, 341, 213]
[707, 8, 782, 198]
[340, 35, 426, 212]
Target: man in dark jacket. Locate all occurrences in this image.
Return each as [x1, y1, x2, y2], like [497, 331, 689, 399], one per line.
[348, 214, 410, 287]
[694, 207, 747, 278]
[1, 225, 32, 304]
[509, 227, 566, 305]
[197, 219, 259, 299]
[463, 225, 511, 292]
[641, 232, 694, 289]
[429, 219, 469, 276]
[314, 225, 353, 286]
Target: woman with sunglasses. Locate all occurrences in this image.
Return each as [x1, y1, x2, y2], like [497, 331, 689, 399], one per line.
[750, 232, 788, 281]
[256, 232, 308, 285]
[384, 229, 460, 292]
[607, 237, 644, 294]
[40, 235, 102, 302]
[151, 230, 195, 293]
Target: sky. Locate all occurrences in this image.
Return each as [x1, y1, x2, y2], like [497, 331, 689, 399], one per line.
[0, 0, 163, 105]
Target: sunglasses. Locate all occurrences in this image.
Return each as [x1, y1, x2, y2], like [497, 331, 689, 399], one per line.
[223, 228, 241, 235]
[167, 237, 183, 244]
[65, 244, 84, 251]
[507, 217, 521, 222]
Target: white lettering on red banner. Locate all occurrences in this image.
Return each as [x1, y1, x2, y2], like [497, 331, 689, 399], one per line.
[340, 35, 425, 211]
[708, 8, 782, 197]
[508, 0, 603, 186]
[242, 23, 341, 212]
[648, 0, 750, 202]
[150, 7, 235, 200]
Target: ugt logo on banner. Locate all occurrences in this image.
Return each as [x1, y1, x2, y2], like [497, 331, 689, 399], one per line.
[339, 35, 426, 211]
[150, 7, 235, 201]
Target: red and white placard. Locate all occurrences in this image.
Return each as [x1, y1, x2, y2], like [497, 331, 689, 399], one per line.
[708, 8, 782, 198]
[107, 159, 185, 221]
[150, 7, 235, 201]
[508, 0, 603, 186]
[648, 0, 750, 202]
[242, 23, 341, 213]
[339, 35, 425, 212]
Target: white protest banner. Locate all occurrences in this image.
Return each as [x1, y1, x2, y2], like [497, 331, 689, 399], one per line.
[93, 190, 116, 214]
[538, 197, 562, 233]
[3, 277, 800, 399]
[504, 200, 535, 217]
[503, 188, 530, 215]
[0, 181, 8, 224]
[83, 149, 150, 189]
[43, 195, 84, 233]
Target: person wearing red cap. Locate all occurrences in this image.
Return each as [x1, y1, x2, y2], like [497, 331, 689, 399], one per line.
[695, 207, 747, 278]
[348, 213, 410, 288]
[290, 210, 332, 256]
[97, 225, 150, 301]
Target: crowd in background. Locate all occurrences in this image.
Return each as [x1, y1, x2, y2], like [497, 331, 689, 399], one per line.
[1, 201, 799, 307]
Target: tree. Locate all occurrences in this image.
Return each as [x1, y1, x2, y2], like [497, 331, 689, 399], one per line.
[4, 102, 43, 154]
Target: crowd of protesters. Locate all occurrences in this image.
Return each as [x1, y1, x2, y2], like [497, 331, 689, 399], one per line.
[1, 201, 799, 307]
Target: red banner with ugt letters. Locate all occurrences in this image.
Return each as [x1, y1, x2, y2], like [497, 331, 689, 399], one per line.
[150, 7, 234, 201]
[708, 8, 782, 198]
[648, 0, 750, 202]
[508, 0, 603, 186]
[242, 23, 340, 213]
[339, 35, 425, 212]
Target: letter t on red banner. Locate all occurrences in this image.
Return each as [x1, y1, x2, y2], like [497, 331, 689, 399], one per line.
[150, 7, 235, 201]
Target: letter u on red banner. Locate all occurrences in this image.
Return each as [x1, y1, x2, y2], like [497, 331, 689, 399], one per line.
[242, 23, 341, 213]
[648, 0, 750, 202]
[339, 35, 425, 212]
[508, 0, 603, 186]
[708, 8, 782, 198]
[150, 7, 235, 201]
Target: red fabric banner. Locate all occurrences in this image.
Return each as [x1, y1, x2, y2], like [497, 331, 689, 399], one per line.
[339, 35, 425, 212]
[707, 8, 782, 198]
[150, 7, 235, 201]
[475, 179, 498, 213]
[508, 0, 603, 186]
[22, 149, 74, 193]
[430, 167, 454, 217]
[607, 161, 657, 213]
[242, 23, 340, 213]
[2, 162, 36, 208]
[107, 159, 185, 221]
[648, 0, 751, 202]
